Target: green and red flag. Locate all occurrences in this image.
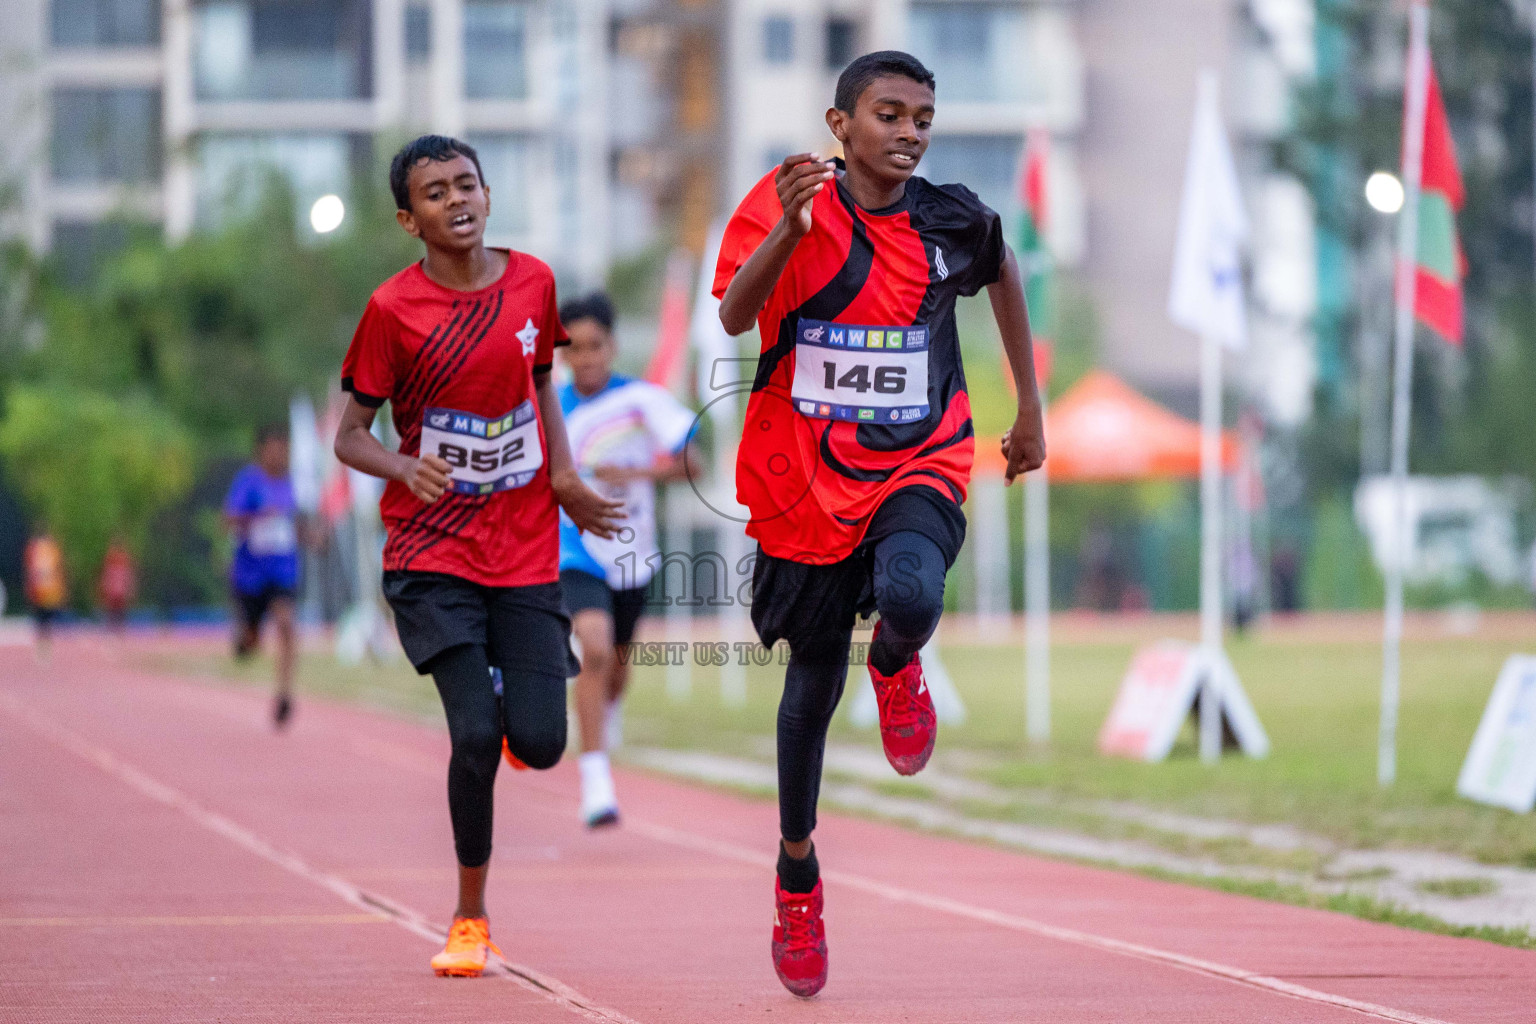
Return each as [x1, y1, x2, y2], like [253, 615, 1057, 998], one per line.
[1403, 55, 1465, 345]
[642, 249, 695, 390]
[1014, 129, 1054, 388]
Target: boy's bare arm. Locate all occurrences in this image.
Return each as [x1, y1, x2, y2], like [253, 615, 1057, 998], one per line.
[333, 395, 451, 504]
[987, 244, 1047, 484]
[718, 154, 836, 336]
[535, 372, 623, 539]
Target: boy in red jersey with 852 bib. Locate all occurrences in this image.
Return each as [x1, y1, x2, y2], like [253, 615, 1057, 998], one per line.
[714, 52, 1046, 997]
[334, 135, 621, 978]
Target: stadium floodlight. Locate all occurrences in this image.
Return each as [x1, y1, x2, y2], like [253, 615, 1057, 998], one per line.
[310, 194, 346, 234]
[1365, 171, 1405, 214]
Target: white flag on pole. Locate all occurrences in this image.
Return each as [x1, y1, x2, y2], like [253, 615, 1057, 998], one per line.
[1169, 70, 1250, 350]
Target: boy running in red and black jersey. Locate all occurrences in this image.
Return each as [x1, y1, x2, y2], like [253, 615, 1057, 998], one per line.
[715, 52, 1046, 997]
[334, 135, 621, 978]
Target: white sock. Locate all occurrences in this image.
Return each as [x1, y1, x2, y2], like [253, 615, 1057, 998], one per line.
[579, 751, 616, 817]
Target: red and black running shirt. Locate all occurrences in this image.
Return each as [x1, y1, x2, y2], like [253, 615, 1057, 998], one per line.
[341, 250, 568, 587]
[714, 166, 1004, 564]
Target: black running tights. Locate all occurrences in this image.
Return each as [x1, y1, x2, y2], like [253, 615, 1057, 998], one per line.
[426, 642, 567, 867]
[777, 530, 947, 843]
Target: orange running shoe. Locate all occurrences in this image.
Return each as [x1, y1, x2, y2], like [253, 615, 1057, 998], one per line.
[431, 916, 503, 977]
[502, 737, 529, 770]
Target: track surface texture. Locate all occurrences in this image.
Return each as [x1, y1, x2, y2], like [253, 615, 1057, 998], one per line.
[3, 637, 1532, 1023]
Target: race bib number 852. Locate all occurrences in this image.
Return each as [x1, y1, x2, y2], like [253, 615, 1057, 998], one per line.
[790, 318, 930, 424]
[421, 400, 544, 495]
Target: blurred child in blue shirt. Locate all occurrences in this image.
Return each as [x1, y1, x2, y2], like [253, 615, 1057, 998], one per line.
[224, 422, 303, 728]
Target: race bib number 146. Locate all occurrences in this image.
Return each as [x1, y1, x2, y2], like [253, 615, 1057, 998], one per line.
[421, 400, 544, 495]
[791, 318, 930, 424]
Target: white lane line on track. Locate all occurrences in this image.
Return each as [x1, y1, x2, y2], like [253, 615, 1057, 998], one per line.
[42, 677, 1457, 1024]
[319, 728, 1460, 1024]
[0, 698, 642, 1024]
[623, 818, 1458, 1024]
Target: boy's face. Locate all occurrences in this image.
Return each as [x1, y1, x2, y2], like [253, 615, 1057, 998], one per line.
[827, 75, 934, 187]
[562, 318, 616, 395]
[257, 437, 290, 476]
[395, 154, 491, 253]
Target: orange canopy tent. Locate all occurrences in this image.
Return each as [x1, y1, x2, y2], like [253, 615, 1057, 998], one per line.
[975, 370, 1239, 481]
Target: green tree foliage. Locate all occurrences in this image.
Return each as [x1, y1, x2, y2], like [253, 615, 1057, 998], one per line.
[0, 384, 194, 600]
[1288, 0, 1536, 489]
[0, 165, 423, 608]
[24, 177, 418, 447]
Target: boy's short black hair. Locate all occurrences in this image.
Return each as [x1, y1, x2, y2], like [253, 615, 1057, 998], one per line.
[834, 51, 936, 114]
[559, 292, 616, 333]
[388, 135, 485, 212]
[255, 422, 289, 446]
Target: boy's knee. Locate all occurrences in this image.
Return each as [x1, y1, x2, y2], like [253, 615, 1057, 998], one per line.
[579, 644, 614, 678]
[506, 724, 565, 770]
[451, 721, 504, 775]
[876, 590, 943, 643]
[497, 670, 567, 769]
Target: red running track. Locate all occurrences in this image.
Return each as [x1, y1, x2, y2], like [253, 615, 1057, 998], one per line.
[2, 638, 1532, 1023]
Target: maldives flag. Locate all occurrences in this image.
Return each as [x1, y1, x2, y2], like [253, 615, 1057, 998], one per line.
[1014, 130, 1054, 387]
[643, 250, 695, 389]
[1405, 57, 1466, 345]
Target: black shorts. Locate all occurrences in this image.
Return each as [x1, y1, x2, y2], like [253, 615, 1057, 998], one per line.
[235, 585, 295, 632]
[560, 569, 649, 648]
[750, 487, 965, 654]
[382, 570, 581, 677]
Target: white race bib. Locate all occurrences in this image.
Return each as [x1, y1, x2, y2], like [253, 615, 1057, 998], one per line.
[790, 318, 930, 424]
[421, 400, 544, 495]
[247, 513, 297, 555]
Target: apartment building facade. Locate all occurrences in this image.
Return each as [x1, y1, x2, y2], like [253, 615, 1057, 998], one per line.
[723, 0, 1320, 424]
[722, 0, 1087, 266]
[1, 0, 648, 287]
[3, 0, 1322, 419]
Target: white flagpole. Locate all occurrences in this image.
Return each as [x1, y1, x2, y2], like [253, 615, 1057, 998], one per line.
[1380, 0, 1431, 787]
[1019, 129, 1052, 745]
[1168, 70, 1248, 764]
[1198, 328, 1224, 764]
[1025, 410, 1050, 744]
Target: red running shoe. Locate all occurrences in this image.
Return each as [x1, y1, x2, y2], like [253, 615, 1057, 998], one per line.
[867, 620, 937, 775]
[772, 878, 827, 997]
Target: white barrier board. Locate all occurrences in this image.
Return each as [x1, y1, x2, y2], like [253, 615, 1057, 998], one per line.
[1098, 641, 1269, 761]
[1457, 655, 1536, 813]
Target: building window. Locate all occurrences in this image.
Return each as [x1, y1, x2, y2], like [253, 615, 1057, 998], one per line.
[50, 88, 161, 184]
[196, 133, 352, 232]
[918, 133, 1022, 215]
[464, 2, 529, 100]
[405, 4, 432, 61]
[50, 0, 160, 47]
[50, 220, 136, 287]
[909, 2, 1031, 103]
[193, 1, 372, 102]
[763, 15, 794, 65]
[825, 17, 857, 72]
[466, 134, 532, 236]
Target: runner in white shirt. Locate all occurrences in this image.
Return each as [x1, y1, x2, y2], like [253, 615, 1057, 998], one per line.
[557, 293, 698, 827]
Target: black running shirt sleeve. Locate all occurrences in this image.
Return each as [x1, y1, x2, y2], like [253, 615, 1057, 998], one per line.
[947, 184, 1005, 298]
